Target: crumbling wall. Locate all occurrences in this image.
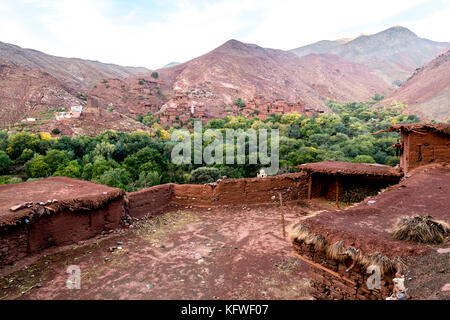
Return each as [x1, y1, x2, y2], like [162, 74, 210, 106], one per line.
[293, 239, 395, 300]
[126, 184, 174, 218]
[0, 198, 124, 266]
[403, 131, 450, 172]
[0, 225, 28, 266]
[126, 172, 309, 217]
[172, 184, 214, 207]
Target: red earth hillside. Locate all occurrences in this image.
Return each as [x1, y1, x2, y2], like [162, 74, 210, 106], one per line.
[383, 50, 450, 121]
[152, 39, 390, 117]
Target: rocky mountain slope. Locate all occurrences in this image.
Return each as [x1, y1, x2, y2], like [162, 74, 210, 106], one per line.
[383, 50, 450, 121]
[291, 26, 450, 86]
[0, 41, 149, 91]
[0, 62, 81, 127]
[154, 39, 389, 116]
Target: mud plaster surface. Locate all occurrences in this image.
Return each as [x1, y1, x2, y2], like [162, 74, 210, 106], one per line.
[0, 204, 320, 300]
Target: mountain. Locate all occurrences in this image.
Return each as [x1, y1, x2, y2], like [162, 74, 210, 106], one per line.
[86, 75, 172, 118]
[161, 62, 181, 68]
[0, 62, 81, 127]
[291, 26, 450, 86]
[0, 61, 150, 135]
[154, 39, 389, 117]
[0, 41, 149, 91]
[383, 50, 450, 121]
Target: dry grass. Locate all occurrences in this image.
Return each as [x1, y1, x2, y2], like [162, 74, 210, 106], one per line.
[287, 223, 310, 242]
[133, 210, 200, 245]
[360, 252, 396, 274]
[326, 241, 346, 261]
[392, 215, 450, 244]
[289, 224, 399, 275]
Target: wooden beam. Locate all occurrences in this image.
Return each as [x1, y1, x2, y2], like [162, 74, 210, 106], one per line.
[372, 128, 390, 135]
[335, 177, 339, 208]
[307, 173, 312, 200]
[279, 192, 286, 238]
[293, 252, 356, 286]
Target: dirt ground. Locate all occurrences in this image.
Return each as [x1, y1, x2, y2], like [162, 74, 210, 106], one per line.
[404, 248, 450, 300]
[0, 203, 325, 300]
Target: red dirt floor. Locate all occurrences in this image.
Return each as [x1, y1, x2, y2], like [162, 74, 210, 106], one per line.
[0, 203, 328, 300]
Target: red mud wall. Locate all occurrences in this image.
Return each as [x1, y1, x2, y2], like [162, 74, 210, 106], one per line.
[214, 173, 308, 205]
[172, 184, 214, 207]
[403, 131, 450, 172]
[0, 198, 124, 266]
[126, 184, 174, 218]
[127, 172, 308, 217]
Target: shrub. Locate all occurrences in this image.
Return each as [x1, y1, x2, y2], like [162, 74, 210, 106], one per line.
[52, 128, 61, 135]
[233, 98, 245, 108]
[53, 160, 82, 178]
[151, 72, 159, 79]
[373, 93, 384, 101]
[351, 155, 376, 164]
[94, 168, 131, 190]
[18, 148, 34, 163]
[0, 150, 11, 173]
[25, 155, 51, 178]
[0, 175, 22, 185]
[188, 167, 220, 184]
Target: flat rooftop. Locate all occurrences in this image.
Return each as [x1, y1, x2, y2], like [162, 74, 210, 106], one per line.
[298, 161, 403, 178]
[0, 177, 124, 227]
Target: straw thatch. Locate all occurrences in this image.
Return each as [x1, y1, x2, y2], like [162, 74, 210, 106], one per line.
[290, 222, 399, 275]
[392, 215, 450, 244]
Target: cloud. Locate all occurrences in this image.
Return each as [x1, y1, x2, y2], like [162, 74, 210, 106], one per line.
[0, 0, 448, 69]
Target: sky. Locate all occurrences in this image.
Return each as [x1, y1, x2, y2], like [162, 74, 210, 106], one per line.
[0, 0, 449, 69]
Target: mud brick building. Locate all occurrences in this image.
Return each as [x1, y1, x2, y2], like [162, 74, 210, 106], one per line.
[385, 124, 450, 172]
[0, 177, 124, 266]
[298, 161, 403, 207]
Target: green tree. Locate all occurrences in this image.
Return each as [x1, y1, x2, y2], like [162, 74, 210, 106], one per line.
[151, 72, 159, 79]
[351, 155, 376, 164]
[53, 160, 82, 178]
[44, 149, 69, 173]
[25, 155, 51, 178]
[7, 132, 40, 159]
[188, 167, 220, 184]
[95, 168, 131, 190]
[93, 141, 116, 159]
[0, 151, 11, 173]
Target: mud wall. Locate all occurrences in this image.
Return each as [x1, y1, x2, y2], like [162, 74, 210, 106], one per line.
[126, 172, 309, 217]
[403, 131, 450, 172]
[0, 198, 124, 266]
[293, 241, 394, 300]
[126, 184, 174, 218]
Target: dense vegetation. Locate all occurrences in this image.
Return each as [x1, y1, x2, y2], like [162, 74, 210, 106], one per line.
[0, 100, 420, 191]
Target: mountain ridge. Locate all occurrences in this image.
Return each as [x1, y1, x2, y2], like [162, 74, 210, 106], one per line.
[0, 41, 149, 92]
[291, 26, 450, 85]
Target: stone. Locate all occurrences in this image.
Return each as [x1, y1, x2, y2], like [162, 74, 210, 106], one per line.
[441, 283, 450, 292]
[437, 248, 450, 254]
[9, 204, 26, 211]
